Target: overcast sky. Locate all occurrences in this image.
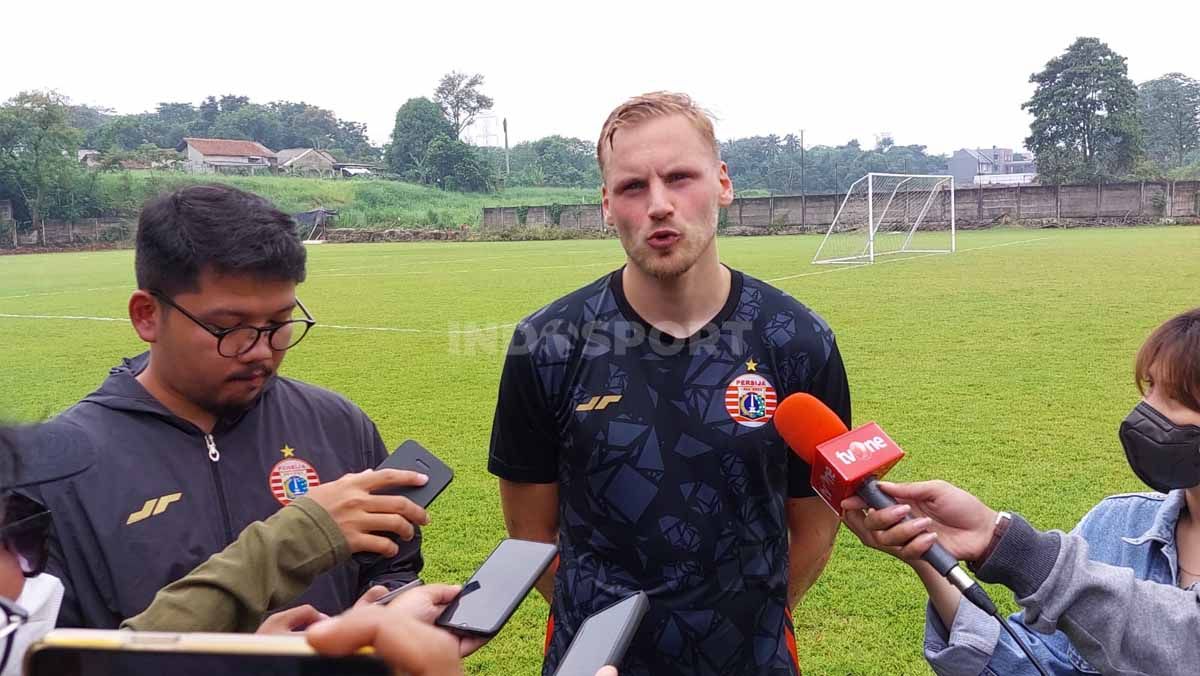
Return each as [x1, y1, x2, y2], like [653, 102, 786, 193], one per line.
[6, 1, 1196, 155]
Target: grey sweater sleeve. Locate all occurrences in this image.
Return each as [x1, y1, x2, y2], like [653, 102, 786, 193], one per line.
[977, 514, 1200, 676]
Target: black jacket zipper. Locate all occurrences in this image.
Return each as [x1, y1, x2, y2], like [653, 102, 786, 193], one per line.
[204, 433, 236, 543]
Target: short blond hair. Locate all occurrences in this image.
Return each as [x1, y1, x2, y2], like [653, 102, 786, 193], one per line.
[596, 91, 720, 176]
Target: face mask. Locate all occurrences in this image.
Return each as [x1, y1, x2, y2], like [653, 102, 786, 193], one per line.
[1119, 401, 1200, 493]
[1, 573, 63, 676]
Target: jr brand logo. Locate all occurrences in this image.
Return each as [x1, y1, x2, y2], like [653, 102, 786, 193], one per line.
[127, 492, 183, 525]
[576, 394, 622, 412]
[834, 436, 888, 465]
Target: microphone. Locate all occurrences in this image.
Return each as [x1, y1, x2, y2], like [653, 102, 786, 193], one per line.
[773, 393, 996, 614]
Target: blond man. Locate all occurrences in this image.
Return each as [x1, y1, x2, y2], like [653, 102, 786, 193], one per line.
[488, 93, 850, 675]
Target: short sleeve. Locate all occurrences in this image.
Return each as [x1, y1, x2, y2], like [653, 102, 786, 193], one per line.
[487, 328, 562, 484]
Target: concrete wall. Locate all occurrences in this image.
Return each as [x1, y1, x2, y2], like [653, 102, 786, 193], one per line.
[482, 181, 1200, 230]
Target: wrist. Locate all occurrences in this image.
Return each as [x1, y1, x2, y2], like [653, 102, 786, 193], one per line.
[968, 511, 1011, 572]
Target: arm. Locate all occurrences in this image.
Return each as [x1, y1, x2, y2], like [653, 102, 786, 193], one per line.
[979, 516, 1200, 676]
[499, 480, 560, 602]
[786, 497, 838, 609]
[123, 497, 347, 632]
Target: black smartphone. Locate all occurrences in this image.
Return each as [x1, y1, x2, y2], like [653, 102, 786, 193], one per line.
[374, 578, 423, 605]
[25, 630, 389, 676]
[354, 440, 453, 565]
[552, 592, 649, 676]
[374, 440, 454, 507]
[435, 539, 558, 636]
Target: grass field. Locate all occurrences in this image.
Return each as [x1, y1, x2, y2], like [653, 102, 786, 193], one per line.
[1, 226, 1198, 674]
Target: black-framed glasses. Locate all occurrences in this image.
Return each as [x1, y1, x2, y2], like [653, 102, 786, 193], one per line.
[150, 290, 316, 358]
[0, 493, 52, 578]
[0, 596, 28, 674]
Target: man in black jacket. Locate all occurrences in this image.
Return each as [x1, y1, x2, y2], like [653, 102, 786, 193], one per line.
[25, 184, 427, 628]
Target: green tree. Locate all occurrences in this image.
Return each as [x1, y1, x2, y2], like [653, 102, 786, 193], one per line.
[0, 91, 83, 244]
[209, 103, 282, 147]
[1138, 73, 1200, 170]
[385, 97, 455, 178]
[1023, 37, 1141, 184]
[422, 133, 494, 193]
[433, 71, 493, 137]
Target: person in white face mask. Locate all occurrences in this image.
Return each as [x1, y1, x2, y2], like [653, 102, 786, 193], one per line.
[0, 424, 92, 676]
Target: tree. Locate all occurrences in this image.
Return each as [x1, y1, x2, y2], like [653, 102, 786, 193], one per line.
[1138, 73, 1200, 170]
[422, 133, 494, 192]
[433, 71, 494, 137]
[385, 97, 455, 178]
[0, 91, 83, 244]
[1023, 37, 1141, 184]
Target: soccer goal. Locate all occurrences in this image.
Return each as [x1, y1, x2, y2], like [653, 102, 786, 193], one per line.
[812, 173, 956, 265]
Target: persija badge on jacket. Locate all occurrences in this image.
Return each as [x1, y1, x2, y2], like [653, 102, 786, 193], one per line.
[269, 445, 322, 505]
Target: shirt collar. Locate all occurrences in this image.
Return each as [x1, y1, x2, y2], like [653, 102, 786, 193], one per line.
[1122, 490, 1188, 546]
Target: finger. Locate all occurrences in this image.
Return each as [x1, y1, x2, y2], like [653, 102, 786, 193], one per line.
[358, 513, 417, 541]
[861, 504, 913, 531]
[876, 480, 948, 502]
[840, 508, 873, 543]
[897, 531, 939, 561]
[872, 517, 934, 549]
[596, 668, 619, 676]
[307, 605, 388, 656]
[363, 495, 430, 527]
[346, 533, 401, 558]
[356, 585, 390, 609]
[409, 583, 463, 607]
[364, 468, 429, 491]
[458, 634, 489, 657]
[841, 496, 868, 511]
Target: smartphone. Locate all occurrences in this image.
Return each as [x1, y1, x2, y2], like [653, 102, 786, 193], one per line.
[25, 629, 388, 676]
[374, 440, 454, 507]
[553, 592, 649, 676]
[354, 440, 454, 565]
[435, 539, 558, 636]
[374, 578, 424, 605]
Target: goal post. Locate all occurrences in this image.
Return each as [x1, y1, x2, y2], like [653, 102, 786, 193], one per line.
[812, 173, 956, 265]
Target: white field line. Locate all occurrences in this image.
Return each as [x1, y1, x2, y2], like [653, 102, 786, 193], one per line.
[764, 236, 1054, 283]
[0, 285, 129, 301]
[311, 248, 610, 274]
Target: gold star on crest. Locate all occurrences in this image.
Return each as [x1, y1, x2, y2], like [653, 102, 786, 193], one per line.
[281, 445, 295, 458]
[745, 358, 758, 372]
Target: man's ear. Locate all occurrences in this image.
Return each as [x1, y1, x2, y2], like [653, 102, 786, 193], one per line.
[129, 290, 161, 343]
[601, 184, 614, 228]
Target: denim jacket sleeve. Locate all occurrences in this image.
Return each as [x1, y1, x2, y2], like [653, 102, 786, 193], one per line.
[923, 593, 1095, 676]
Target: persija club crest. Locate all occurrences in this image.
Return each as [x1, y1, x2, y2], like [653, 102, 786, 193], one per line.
[724, 373, 778, 428]
[269, 457, 322, 506]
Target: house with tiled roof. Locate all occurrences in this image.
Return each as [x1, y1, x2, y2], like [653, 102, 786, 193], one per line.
[276, 148, 338, 176]
[177, 138, 277, 174]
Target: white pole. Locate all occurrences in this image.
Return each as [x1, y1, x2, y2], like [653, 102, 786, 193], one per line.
[867, 173, 875, 263]
[949, 176, 957, 252]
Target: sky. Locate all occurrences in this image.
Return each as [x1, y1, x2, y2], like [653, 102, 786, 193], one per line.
[5, 0, 1197, 155]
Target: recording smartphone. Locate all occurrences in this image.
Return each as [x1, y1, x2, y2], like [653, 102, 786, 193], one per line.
[25, 629, 388, 676]
[354, 440, 454, 565]
[553, 592, 649, 676]
[435, 539, 557, 637]
[374, 578, 424, 605]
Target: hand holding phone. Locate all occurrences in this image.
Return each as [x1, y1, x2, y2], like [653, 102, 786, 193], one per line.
[435, 539, 557, 637]
[353, 440, 454, 565]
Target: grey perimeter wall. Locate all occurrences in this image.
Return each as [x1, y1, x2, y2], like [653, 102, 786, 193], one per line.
[482, 181, 1200, 230]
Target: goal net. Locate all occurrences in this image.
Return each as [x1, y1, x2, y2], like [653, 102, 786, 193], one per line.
[812, 173, 955, 264]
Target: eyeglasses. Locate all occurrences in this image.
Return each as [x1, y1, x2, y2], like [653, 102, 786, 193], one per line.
[0, 493, 52, 578]
[149, 290, 316, 358]
[0, 596, 28, 674]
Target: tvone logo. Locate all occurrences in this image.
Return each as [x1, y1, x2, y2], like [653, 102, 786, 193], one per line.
[834, 436, 887, 465]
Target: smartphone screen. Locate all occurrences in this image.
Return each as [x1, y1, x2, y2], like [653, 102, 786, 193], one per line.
[26, 649, 388, 676]
[553, 592, 649, 676]
[435, 539, 557, 636]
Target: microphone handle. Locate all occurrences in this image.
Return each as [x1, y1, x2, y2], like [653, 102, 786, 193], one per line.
[856, 476, 997, 614]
